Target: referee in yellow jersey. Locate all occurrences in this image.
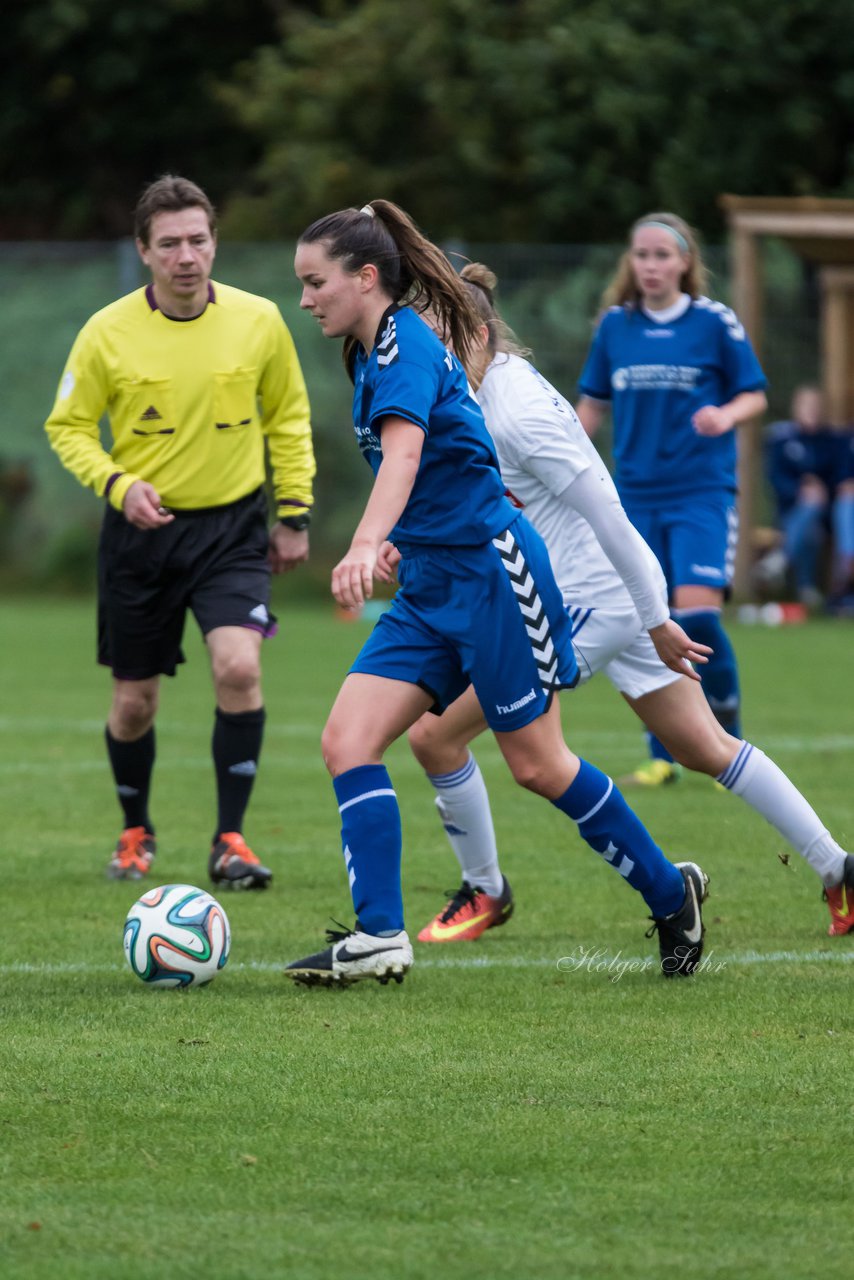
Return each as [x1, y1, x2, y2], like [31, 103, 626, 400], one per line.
[45, 175, 316, 890]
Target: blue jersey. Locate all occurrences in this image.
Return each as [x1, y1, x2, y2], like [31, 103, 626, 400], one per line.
[578, 296, 766, 509]
[765, 420, 851, 517]
[351, 306, 516, 548]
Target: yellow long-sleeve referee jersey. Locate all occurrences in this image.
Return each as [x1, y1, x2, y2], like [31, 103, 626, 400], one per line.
[45, 281, 315, 515]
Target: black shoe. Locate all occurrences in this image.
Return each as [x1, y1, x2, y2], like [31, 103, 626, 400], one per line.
[646, 862, 709, 977]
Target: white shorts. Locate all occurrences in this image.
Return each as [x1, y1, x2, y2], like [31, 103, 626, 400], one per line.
[566, 604, 682, 701]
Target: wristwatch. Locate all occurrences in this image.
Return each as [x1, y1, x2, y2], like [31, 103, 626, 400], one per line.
[279, 511, 311, 531]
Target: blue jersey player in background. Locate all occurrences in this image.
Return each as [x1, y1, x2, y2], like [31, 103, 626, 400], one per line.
[287, 199, 712, 987]
[578, 211, 768, 787]
[765, 384, 854, 610]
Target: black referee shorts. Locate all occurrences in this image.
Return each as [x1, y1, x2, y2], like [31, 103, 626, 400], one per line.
[97, 488, 276, 680]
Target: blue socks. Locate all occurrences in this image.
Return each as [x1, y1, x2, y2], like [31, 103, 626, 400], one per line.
[553, 759, 685, 917]
[647, 607, 742, 762]
[673, 607, 741, 737]
[647, 729, 676, 764]
[333, 765, 403, 935]
[336, 758, 685, 928]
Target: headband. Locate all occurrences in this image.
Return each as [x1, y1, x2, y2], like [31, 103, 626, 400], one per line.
[636, 220, 689, 253]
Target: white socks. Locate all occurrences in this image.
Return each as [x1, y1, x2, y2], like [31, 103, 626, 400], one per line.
[718, 742, 848, 886]
[427, 753, 504, 897]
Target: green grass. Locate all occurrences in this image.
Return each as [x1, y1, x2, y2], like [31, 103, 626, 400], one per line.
[1, 600, 852, 1279]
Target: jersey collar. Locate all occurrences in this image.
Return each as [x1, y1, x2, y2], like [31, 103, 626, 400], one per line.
[640, 292, 691, 325]
[145, 281, 216, 320]
[372, 302, 401, 351]
[347, 302, 402, 382]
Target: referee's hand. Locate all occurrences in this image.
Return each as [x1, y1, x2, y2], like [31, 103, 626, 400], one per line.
[269, 523, 309, 574]
[122, 481, 175, 530]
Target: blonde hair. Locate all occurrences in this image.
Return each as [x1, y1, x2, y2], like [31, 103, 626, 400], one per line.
[602, 211, 708, 310]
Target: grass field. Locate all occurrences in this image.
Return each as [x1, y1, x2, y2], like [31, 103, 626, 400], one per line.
[1, 598, 852, 1280]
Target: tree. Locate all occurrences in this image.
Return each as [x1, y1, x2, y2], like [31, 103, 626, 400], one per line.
[219, 0, 854, 241]
[1, 0, 280, 236]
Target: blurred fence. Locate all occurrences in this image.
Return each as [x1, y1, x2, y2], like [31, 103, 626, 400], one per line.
[0, 238, 819, 592]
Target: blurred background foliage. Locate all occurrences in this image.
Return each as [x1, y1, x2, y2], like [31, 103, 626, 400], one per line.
[0, 238, 815, 592]
[4, 0, 854, 241]
[0, 0, 838, 589]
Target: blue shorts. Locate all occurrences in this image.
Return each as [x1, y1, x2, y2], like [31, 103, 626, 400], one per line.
[351, 516, 579, 731]
[624, 495, 738, 594]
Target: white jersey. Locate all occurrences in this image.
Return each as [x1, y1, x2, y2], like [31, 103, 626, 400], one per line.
[476, 353, 667, 617]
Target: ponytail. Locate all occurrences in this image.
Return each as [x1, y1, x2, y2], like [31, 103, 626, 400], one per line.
[299, 200, 483, 368]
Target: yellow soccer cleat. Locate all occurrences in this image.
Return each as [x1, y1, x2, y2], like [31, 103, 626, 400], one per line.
[618, 760, 682, 788]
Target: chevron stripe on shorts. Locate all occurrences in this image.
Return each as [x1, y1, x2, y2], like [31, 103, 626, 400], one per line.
[492, 527, 559, 694]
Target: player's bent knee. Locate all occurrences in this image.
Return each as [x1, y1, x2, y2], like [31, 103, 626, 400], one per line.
[506, 756, 556, 797]
[321, 718, 381, 777]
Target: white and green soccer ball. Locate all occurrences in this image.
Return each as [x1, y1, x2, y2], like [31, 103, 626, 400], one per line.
[123, 884, 231, 988]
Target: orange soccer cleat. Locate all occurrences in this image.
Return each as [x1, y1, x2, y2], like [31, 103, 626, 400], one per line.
[417, 877, 514, 943]
[106, 827, 156, 880]
[824, 855, 854, 936]
[209, 831, 272, 891]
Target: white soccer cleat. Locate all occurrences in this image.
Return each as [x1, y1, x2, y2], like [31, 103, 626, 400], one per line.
[285, 925, 413, 987]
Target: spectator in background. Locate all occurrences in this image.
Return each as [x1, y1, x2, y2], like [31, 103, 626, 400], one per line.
[834, 432, 854, 612]
[45, 174, 315, 887]
[765, 385, 854, 611]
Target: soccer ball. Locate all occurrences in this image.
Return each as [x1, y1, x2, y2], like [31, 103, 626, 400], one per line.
[123, 884, 231, 988]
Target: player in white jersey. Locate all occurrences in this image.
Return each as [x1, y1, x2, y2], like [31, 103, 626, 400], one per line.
[409, 264, 854, 942]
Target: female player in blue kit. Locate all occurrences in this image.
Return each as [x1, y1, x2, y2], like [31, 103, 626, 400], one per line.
[577, 213, 768, 786]
[286, 199, 711, 986]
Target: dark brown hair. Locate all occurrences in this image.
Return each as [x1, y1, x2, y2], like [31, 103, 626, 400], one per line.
[133, 174, 216, 246]
[298, 199, 482, 368]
